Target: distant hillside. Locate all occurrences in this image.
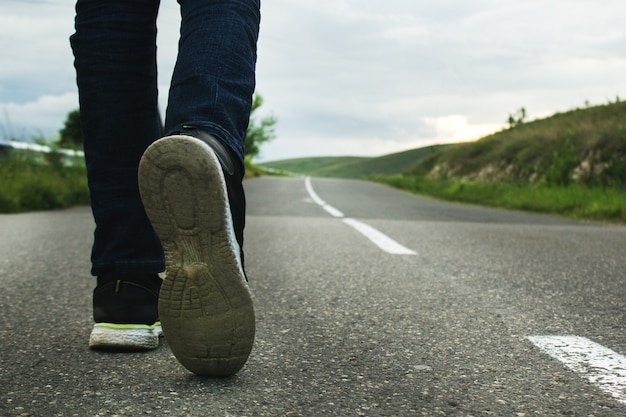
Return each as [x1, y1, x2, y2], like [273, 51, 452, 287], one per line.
[411, 101, 626, 187]
[261, 145, 446, 178]
[261, 101, 625, 187]
[260, 156, 366, 176]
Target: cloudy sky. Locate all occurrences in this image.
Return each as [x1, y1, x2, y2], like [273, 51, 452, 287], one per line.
[1, 0, 625, 161]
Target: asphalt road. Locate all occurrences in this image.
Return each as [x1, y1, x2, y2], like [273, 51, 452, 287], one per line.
[1, 176, 625, 417]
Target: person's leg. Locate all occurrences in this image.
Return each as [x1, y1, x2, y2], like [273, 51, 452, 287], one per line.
[70, 0, 164, 350]
[164, 0, 260, 256]
[138, 0, 260, 375]
[71, 0, 164, 276]
[165, 0, 260, 163]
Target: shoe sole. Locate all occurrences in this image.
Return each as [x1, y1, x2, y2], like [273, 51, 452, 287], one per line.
[138, 135, 255, 376]
[89, 322, 162, 350]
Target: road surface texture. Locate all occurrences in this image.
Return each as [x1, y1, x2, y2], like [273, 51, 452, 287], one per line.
[1, 176, 624, 416]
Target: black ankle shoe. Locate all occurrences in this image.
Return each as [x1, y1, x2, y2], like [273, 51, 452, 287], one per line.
[179, 127, 247, 275]
[89, 273, 163, 350]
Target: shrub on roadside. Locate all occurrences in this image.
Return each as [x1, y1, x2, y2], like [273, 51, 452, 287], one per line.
[0, 157, 90, 213]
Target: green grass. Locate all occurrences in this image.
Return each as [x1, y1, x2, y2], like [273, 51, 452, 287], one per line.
[0, 156, 90, 213]
[374, 175, 626, 223]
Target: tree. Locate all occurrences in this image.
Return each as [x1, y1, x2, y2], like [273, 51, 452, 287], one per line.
[507, 107, 526, 129]
[59, 95, 277, 156]
[245, 94, 276, 158]
[58, 109, 83, 149]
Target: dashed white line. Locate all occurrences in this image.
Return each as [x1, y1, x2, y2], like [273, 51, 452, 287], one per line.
[527, 335, 626, 405]
[304, 177, 415, 255]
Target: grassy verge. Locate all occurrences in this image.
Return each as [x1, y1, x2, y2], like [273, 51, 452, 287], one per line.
[373, 175, 626, 223]
[0, 157, 90, 213]
[0, 155, 272, 213]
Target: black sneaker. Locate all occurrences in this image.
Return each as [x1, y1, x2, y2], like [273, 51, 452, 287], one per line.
[138, 133, 255, 376]
[89, 273, 163, 350]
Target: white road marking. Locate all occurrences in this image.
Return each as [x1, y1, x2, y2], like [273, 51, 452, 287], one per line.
[527, 335, 626, 405]
[342, 218, 417, 255]
[304, 176, 344, 218]
[304, 177, 416, 255]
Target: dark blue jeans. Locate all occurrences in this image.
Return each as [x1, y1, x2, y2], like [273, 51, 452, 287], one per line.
[70, 0, 260, 276]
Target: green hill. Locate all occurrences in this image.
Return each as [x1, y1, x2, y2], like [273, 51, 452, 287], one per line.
[261, 101, 626, 188]
[260, 156, 366, 176]
[261, 145, 447, 178]
[411, 101, 626, 187]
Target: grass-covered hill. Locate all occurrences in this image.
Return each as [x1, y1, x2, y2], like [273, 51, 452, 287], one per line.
[412, 101, 626, 187]
[262, 101, 626, 188]
[260, 156, 367, 176]
[261, 145, 447, 178]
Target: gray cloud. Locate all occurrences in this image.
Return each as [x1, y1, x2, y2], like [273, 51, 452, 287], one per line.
[255, 0, 626, 160]
[2, 0, 625, 161]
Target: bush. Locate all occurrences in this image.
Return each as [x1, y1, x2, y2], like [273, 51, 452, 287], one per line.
[546, 139, 578, 186]
[0, 157, 90, 213]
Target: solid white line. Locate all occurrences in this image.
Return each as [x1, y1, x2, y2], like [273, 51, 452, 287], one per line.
[343, 218, 417, 255]
[304, 177, 344, 218]
[304, 177, 415, 255]
[527, 335, 626, 405]
[304, 176, 326, 206]
[323, 205, 344, 218]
